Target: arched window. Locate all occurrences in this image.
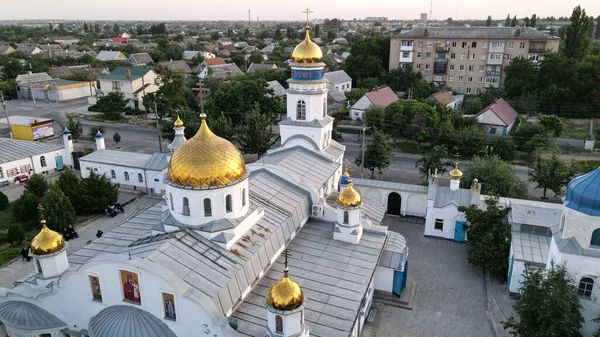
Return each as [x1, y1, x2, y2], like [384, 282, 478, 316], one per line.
[343, 211, 349, 224]
[204, 198, 212, 217]
[226, 194, 233, 213]
[182, 197, 190, 216]
[40, 156, 47, 167]
[110, 170, 116, 179]
[242, 188, 246, 207]
[275, 315, 283, 333]
[137, 173, 143, 183]
[169, 193, 174, 211]
[124, 172, 130, 181]
[578, 277, 594, 298]
[591, 229, 600, 246]
[323, 98, 327, 118]
[296, 100, 306, 120]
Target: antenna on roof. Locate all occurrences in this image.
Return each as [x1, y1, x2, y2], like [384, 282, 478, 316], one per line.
[429, 0, 433, 25]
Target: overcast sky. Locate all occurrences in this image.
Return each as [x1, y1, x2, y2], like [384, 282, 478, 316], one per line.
[1, 1, 598, 21]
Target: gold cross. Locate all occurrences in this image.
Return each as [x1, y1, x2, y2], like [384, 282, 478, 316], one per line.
[282, 248, 292, 271]
[302, 7, 313, 26]
[37, 204, 45, 220]
[192, 82, 208, 114]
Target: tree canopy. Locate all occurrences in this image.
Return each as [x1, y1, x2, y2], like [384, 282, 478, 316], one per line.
[355, 129, 393, 178]
[461, 155, 528, 198]
[415, 145, 451, 183]
[42, 183, 76, 231]
[529, 153, 572, 198]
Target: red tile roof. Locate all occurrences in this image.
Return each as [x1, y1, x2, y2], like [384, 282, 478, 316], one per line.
[365, 87, 399, 107]
[477, 98, 518, 126]
[206, 57, 226, 66]
[109, 37, 129, 43]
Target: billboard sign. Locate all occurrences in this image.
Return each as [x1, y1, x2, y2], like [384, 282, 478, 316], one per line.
[32, 123, 54, 140]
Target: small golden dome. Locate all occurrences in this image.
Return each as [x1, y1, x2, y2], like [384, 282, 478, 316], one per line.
[292, 27, 323, 63]
[167, 114, 247, 187]
[31, 219, 65, 255]
[449, 163, 463, 180]
[338, 182, 362, 207]
[267, 269, 304, 311]
[342, 170, 350, 177]
[174, 115, 184, 128]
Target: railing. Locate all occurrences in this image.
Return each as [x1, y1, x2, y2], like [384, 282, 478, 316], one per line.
[528, 48, 545, 54]
[434, 58, 448, 64]
[435, 46, 450, 52]
[486, 71, 501, 76]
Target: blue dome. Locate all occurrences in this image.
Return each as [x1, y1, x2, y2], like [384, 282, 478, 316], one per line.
[564, 168, 600, 216]
[62, 127, 71, 135]
[95, 130, 103, 139]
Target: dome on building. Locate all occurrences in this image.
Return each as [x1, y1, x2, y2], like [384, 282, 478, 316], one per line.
[30, 219, 65, 255]
[89, 305, 177, 337]
[0, 300, 66, 331]
[342, 170, 350, 177]
[338, 182, 362, 207]
[173, 115, 184, 128]
[564, 167, 600, 216]
[167, 113, 247, 187]
[267, 269, 304, 311]
[292, 27, 323, 63]
[449, 163, 463, 180]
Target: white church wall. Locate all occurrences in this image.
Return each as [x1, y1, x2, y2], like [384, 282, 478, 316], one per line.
[79, 161, 148, 191]
[35, 249, 68, 277]
[405, 194, 427, 215]
[562, 207, 600, 251]
[5, 327, 63, 337]
[374, 266, 394, 293]
[424, 205, 466, 240]
[279, 124, 326, 152]
[351, 184, 427, 216]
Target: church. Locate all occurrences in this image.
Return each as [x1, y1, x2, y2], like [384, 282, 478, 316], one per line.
[0, 19, 409, 337]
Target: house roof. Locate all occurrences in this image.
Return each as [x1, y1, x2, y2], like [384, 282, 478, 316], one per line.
[395, 27, 559, 40]
[79, 149, 152, 169]
[364, 87, 399, 107]
[432, 91, 455, 105]
[158, 60, 192, 74]
[267, 80, 286, 97]
[15, 72, 52, 85]
[247, 63, 277, 73]
[209, 63, 243, 79]
[96, 50, 126, 61]
[109, 37, 129, 43]
[182, 50, 199, 60]
[129, 53, 154, 65]
[433, 186, 472, 208]
[326, 82, 347, 103]
[323, 70, 352, 85]
[0, 44, 14, 54]
[205, 57, 226, 66]
[39, 44, 62, 51]
[97, 67, 153, 81]
[476, 98, 518, 126]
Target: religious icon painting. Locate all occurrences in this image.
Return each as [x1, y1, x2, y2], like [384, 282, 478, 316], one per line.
[119, 270, 141, 304]
[89, 275, 102, 302]
[162, 292, 176, 320]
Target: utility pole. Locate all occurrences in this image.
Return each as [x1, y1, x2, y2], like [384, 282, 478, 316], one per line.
[154, 101, 163, 153]
[28, 63, 37, 108]
[0, 91, 13, 139]
[360, 119, 366, 179]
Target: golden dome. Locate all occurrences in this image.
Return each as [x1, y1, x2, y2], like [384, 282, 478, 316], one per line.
[31, 219, 65, 255]
[292, 28, 323, 63]
[342, 170, 350, 177]
[174, 115, 184, 128]
[267, 270, 304, 311]
[168, 114, 247, 187]
[338, 182, 362, 207]
[449, 163, 463, 180]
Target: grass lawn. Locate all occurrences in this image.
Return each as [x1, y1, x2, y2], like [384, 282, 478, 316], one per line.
[0, 203, 14, 230]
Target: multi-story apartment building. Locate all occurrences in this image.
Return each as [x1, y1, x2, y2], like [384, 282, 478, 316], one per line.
[389, 27, 559, 94]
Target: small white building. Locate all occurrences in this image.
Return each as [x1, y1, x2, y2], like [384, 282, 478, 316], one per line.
[29, 79, 95, 102]
[475, 98, 518, 135]
[349, 87, 399, 121]
[96, 67, 159, 111]
[323, 70, 352, 92]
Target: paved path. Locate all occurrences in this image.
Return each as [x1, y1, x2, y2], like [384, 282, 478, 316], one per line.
[0, 193, 158, 288]
[362, 218, 493, 337]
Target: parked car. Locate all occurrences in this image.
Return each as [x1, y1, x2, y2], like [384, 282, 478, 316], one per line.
[0, 178, 9, 186]
[14, 175, 28, 183]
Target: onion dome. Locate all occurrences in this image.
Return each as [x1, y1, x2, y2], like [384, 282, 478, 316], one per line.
[267, 250, 304, 311]
[292, 27, 323, 63]
[167, 113, 247, 187]
[89, 305, 177, 337]
[31, 219, 65, 255]
[342, 170, 350, 177]
[62, 127, 71, 135]
[449, 163, 463, 180]
[338, 182, 362, 207]
[564, 167, 600, 216]
[173, 115, 184, 128]
[95, 130, 103, 139]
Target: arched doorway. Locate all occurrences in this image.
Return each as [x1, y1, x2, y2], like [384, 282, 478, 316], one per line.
[387, 192, 401, 215]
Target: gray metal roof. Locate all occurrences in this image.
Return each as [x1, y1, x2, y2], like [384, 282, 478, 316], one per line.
[327, 82, 347, 103]
[434, 186, 472, 208]
[0, 300, 66, 330]
[79, 149, 152, 169]
[396, 27, 559, 40]
[279, 115, 335, 128]
[0, 138, 64, 165]
[96, 50, 125, 61]
[232, 220, 387, 337]
[511, 231, 551, 265]
[509, 199, 562, 228]
[144, 153, 169, 171]
[352, 177, 427, 193]
[209, 63, 243, 79]
[325, 194, 386, 226]
[15, 72, 52, 85]
[88, 305, 177, 337]
[129, 53, 154, 65]
[379, 231, 408, 270]
[322, 140, 345, 160]
[324, 70, 352, 85]
[267, 80, 286, 97]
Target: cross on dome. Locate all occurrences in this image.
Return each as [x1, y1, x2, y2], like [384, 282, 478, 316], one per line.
[302, 7, 313, 27]
[282, 248, 291, 272]
[37, 204, 45, 221]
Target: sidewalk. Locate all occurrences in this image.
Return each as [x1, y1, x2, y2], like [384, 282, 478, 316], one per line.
[487, 272, 515, 337]
[0, 172, 64, 202]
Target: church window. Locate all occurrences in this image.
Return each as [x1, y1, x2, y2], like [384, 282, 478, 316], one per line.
[0, 167, 3, 178]
[242, 188, 246, 207]
[182, 197, 190, 216]
[578, 277, 594, 298]
[591, 229, 600, 246]
[296, 100, 306, 120]
[226, 194, 233, 213]
[137, 173, 143, 183]
[204, 198, 212, 217]
[343, 211, 349, 224]
[40, 156, 47, 167]
[169, 193, 174, 211]
[434, 219, 444, 231]
[275, 315, 283, 333]
[36, 260, 42, 274]
[124, 172, 130, 181]
[323, 98, 327, 118]
[111, 170, 116, 179]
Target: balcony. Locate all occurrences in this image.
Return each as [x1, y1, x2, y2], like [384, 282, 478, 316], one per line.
[433, 62, 447, 75]
[434, 58, 448, 64]
[486, 70, 501, 77]
[528, 48, 545, 54]
[435, 45, 450, 53]
[401, 44, 414, 52]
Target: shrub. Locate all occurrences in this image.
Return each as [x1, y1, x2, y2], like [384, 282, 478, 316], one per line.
[24, 174, 48, 199]
[12, 192, 40, 230]
[0, 191, 8, 211]
[6, 224, 25, 245]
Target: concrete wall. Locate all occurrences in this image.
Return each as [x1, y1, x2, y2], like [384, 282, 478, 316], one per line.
[374, 266, 394, 293]
[424, 204, 468, 240]
[352, 185, 427, 216]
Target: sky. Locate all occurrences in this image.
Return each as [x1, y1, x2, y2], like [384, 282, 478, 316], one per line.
[1, 0, 599, 21]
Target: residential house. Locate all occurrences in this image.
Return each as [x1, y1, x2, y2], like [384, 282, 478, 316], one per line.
[0, 44, 15, 55]
[15, 72, 53, 99]
[475, 98, 518, 135]
[15, 45, 41, 57]
[200, 51, 215, 59]
[208, 63, 243, 79]
[349, 87, 399, 120]
[217, 37, 233, 46]
[95, 51, 127, 61]
[332, 37, 349, 44]
[267, 80, 286, 98]
[157, 60, 192, 75]
[128, 53, 154, 66]
[243, 46, 259, 53]
[326, 82, 348, 112]
[28, 79, 95, 102]
[196, 57, 226, 79]
[182, 50, 199, 60]
[431, 91, 456, 110]
[45, 36, 79, 45]
[96, 67, 159, 111]
[247, 63, 278, 73]
[261, 45, 275, 55]
[39, 44, 64, 59]
[323, 70, 352, 92]
[234, 41, 249, 49]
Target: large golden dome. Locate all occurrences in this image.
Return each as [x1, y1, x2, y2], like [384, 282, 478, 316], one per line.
[31, 219, 65, 255]
[449, 163, 463, 180]
[292, 27, 323, 63]
[167, 114, 247, 187]
[267, 269, 304, 311]
[338, 182, 362, 207]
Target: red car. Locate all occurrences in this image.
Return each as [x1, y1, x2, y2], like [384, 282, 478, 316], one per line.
[14, 175, 28, 183]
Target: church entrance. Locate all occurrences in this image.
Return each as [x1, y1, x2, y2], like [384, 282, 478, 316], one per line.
[454, 220, 467, 242]
[387, 192, 401, 216]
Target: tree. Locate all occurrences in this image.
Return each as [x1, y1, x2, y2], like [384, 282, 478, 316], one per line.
[486, 16, 492, 27]
[145, 67, 192, 117]
[113, 132, 121, 144]
[355, 129, 393, 178]
[511, 15, 517, 27]
[364, 105, 385, 130]
[113, 23, 120, 35]
[504, 58, 540, 97]
[90, 91, 128, 120]
[0, 80, 17, 96]
[89, 125, 106, 138]
[314, 24, 321, 37]
[209, 112, 235, 141]
[529, 153, 572, 198]
[539, 114, 566, 137]
[83, 22, 89, 33]
[56, 170, 81, 213]
[236, 104, 275, 158]
[415, 145, 451, 183]
[25, 174, 48, 199]
[6, 224, 25, 246]
[561, 5, 592, 59]
[595, 15, 600, 40]
[42, 183, 76, 231]
[487, 136, 517, 161]
[522, 134, 548, 154]
[512, 122, 546, 149]
[524, 17, 530, 27]
[505, 14, 511, 27]
[458, 199, 511, 276]
[504, 265, 584, 337]
[531, 14, 537, 28]
[60, 112, 83, 140]
[343, 36, 390, 85]
[248, 52, 264, 64]
[12, 192, 40, 230]
[78, 171, 118, 214]
[0, 191, 8, 211]
[461, 155, 528, 198]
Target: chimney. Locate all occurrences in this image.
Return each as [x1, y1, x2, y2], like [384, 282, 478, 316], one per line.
[515, 29, 521, 37]
[424, 29, 429, 37]
[125, 69, 131, 78]
[471, 179, 481, 206]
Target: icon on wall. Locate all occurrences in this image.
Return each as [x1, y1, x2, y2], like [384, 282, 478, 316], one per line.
[89, 275, 102, 302]
[162, 292, 176, 320]
[120, 270, 141, 304]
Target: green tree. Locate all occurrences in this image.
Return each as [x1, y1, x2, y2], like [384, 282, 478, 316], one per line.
[78, 171, 118, 214]
[512, 122, 546, 149]
[524, 17, 530, 27]
[461, 97, 484, 115]
[504, 58, 539, 97]
[91, 91, 128, 120]
[522, 134, 548, 154]
[487, 136, 517, 161]
[6, 224, 25, 245]
[539, 114, 566, 137]
[209, 112, 235, 141]
[248, 52, 264, 64]
[458, 199, 511, 276]
[531, 14, 537, 28]
[415, 145, 451, 183]
[529, 153, 572, 198]
[384, 67, 423, 93]
[56, 170, 81, 213]
[355, 129, 393, 178]
[0, 79, 17, 96]
[60, 112, 83, 140]
[88, 125, 106, 138]
[504, 265, 584, 337]
[113, 132, 121, 144]
[364, 105, 385, 130]
[42, 183, 76, 231]
[83, 22, 89, 33]
[145, 67, 193, 117]
[453, 125, 487, 158]
[383, 100, 440, 142]
[1, 59, 24, 81]
[595, 15, 600, 40]
[561, 5, 592, 59]
[0, 191, 8, 211]
[236, 104, 276, 158]
[12, 192, 40, 230]
[486, 16, 492, 27]
[343, 36, 390, 85]
[25, 174, 48, 199]
[461, 155, 528, 198]
[511, 15, 517, 27]
[505, 14, 511, 27]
